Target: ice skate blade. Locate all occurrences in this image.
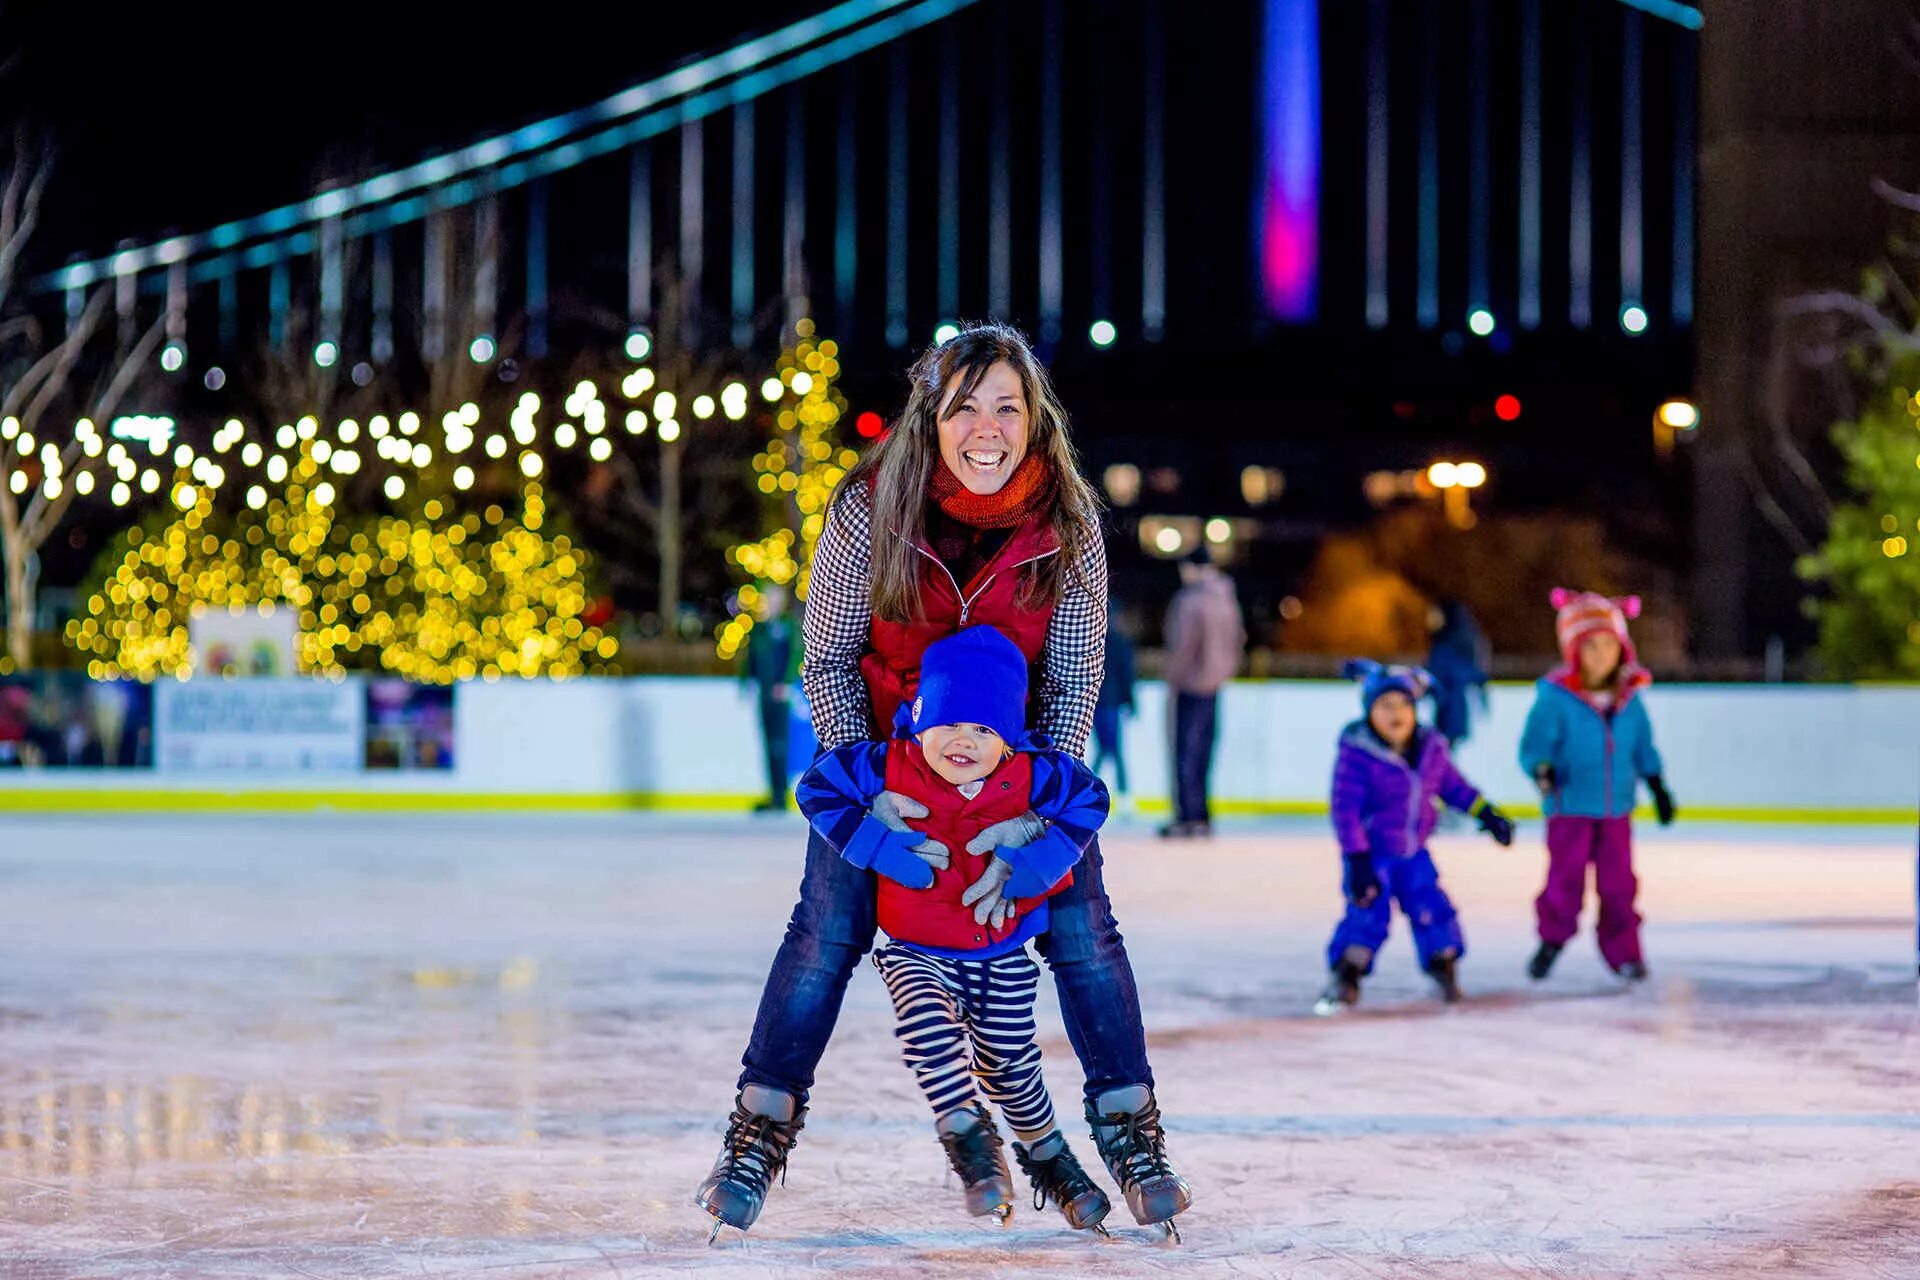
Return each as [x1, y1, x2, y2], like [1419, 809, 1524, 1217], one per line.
[1312, 997, 1347, 1017]
[694, 1186, 759, 1235]
[991, 1203, 1014, 1227]
[1159, 1218, 1182, 1244]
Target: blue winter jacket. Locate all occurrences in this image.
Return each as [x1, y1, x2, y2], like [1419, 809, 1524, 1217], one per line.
[1330, 723, 1485, 859]
[1517, 671, 1664, 819]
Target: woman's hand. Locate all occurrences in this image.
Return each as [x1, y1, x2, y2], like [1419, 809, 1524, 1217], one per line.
[959, 811, 1045, 927]
[964, 812, 1046, 857]
[871, 790, 950, 870]
[959, 857, 1017, 929]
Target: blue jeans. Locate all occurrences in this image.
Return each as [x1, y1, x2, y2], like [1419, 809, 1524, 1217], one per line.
[1172, 692, 1218, 824]
[1326, 849, 1466, 972]
[739, 828, 1153, 1105]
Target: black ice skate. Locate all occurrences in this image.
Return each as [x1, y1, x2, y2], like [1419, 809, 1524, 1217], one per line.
[1426, 951, 1463, 1004]
[1527, 940, 1563, 981]
[1085, 1086, 1193, 1241]
[694, 1086, 806, 1242]
[1014, 1133, 1113, 1235]
[1314, 945, 1371, 1016]
[937, 1104, 1016, 1224]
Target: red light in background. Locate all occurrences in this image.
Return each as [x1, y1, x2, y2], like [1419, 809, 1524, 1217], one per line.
[856, 411, 884, 438]
[1494, 394, 1522, 422]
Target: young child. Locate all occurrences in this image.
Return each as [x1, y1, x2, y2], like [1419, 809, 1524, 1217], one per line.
[796, 625, 1115, 1232]
[1316, 660, 1515, 1014]
[1518, 590, 1676, 983]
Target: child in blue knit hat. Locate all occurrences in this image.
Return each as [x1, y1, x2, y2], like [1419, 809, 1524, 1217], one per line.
[1315, 659, 1515, 1014]
[797, 625, 1129, 1233]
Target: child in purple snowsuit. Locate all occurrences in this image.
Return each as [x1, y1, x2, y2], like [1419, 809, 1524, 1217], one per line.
[1317, 661, 1515, 1013]
[1518, 591, 1677, 984]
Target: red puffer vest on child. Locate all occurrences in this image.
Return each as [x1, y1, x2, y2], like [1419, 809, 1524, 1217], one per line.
[877, 740, 1073, 951]
[861, 517, 1061, 739]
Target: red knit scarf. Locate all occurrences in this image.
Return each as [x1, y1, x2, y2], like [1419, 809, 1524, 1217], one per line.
[928, 453, 1055, 529]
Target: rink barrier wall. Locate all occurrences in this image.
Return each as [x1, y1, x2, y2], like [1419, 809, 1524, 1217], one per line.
[1, 676, 1916, 821]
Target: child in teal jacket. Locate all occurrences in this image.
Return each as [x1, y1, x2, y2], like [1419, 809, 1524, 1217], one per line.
[1518, 590, 1676, 982]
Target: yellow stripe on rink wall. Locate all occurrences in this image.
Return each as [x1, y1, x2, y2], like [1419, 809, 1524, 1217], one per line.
[0, 790, 768, 813]
[0, 790, 1908, 824]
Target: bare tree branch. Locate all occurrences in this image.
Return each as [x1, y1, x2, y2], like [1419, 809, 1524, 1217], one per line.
[20, 317, 164, 549]
[1776, 290, 1920, 347]
[6, 288, 108, 433]
[1762, 333, 1835, 521]
[0, 131, 48, 304]
[1736, 446, 1817, 558]
[1876, 254, 1920, 320]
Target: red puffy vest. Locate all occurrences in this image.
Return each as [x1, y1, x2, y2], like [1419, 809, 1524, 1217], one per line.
[861, 515, 1061, 737]
[877, 742, 1073, 950]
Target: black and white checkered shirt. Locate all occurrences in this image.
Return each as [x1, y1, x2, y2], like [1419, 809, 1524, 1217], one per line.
[802, 480, 1108, 757]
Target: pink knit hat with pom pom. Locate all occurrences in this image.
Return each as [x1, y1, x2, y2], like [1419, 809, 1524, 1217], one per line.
[1551, 589, 1640, 668]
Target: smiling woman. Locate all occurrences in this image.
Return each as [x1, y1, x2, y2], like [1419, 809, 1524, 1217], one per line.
[697, 322, 1194, 1241]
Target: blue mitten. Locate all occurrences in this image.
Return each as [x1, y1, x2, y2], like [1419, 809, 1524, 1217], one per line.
[1341, 850, 1381, 907]
[840, 817, 938, 889]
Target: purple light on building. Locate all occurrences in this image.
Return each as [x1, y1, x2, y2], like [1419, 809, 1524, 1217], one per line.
[1259, 0, 1321, 320]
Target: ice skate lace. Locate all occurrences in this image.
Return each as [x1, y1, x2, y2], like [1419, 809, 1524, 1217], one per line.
[717, 1106, 803, 1193]
[1015, 1144, 1098, 1211]
[1093, 1100, 1174, 1191]
[937, 1111, 1005, 1187]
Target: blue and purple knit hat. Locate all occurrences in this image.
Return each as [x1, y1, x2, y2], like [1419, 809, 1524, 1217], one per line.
[1342, 658, 1431, 712]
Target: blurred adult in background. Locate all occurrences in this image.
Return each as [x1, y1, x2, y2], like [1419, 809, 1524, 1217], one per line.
[1160, 548, 1246, 839]
[743, 584, 799, 813]
[1090, 600, 1136, 807]
[1425, 600, 1491, 746]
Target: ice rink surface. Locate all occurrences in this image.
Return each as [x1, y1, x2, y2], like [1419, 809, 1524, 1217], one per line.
[0, 811, 1914, 1279]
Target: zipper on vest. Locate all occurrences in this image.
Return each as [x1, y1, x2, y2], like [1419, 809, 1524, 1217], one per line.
[900, 537, 1061, 627]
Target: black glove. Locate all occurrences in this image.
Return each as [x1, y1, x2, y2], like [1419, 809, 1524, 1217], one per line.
[1647, 775, 1676, 827]
[1474, 800, 1515, 847]
[1341, 851, 1381, 908]
[1533, 764, 1557, 797]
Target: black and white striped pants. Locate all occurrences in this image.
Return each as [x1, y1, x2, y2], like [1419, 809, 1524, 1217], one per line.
[871, 943, 1058, 1142]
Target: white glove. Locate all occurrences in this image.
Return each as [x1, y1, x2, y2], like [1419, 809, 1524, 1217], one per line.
[959, 856, 1017, 929]
[871, 790, 950, 870]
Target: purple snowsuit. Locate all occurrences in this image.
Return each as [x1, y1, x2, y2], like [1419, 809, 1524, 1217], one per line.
[1326, 722, 1486, 973]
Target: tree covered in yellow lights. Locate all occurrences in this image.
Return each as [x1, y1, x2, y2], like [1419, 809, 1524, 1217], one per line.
[67, 435, 619, 683]
[716, 320, 862, 660]
[1798, 349, 1920, 679]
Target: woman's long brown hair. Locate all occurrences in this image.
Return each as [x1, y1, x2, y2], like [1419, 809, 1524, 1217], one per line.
[834, 323, 1105, 624]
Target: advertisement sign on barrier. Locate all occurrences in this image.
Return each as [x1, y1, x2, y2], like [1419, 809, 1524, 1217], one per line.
[0, 673, 154, 768]
[365, 680, 456, 770]
[155, 679, 364, 772]
[189, 606, 299, 677]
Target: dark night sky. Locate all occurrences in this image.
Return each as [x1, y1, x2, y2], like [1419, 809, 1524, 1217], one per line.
[9, 2, 816, 265]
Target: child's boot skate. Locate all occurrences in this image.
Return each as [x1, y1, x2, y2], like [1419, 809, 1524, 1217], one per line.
[937, 1104, 1016, 1224]
[1426, 950, 1463, 1004]
[1314, 945, 1371, 1015]
[1614, 959, 1649, 983]
[1085, 1086, 1192, 1241]
[1527, 940, 1563, 981]
[1013, 1131, 1112, 1235]
[694, 1086, 807, 1241]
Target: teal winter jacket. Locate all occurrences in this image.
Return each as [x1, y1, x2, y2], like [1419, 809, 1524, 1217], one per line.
[1517, 670, 1664, 819]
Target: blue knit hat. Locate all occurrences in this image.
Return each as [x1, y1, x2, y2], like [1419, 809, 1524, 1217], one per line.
[898, 626, 1030, 746]
[1342, 658, 1431, 711]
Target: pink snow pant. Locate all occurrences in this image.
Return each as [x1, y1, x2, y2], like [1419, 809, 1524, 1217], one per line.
[1537, 816, 1643, 970]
